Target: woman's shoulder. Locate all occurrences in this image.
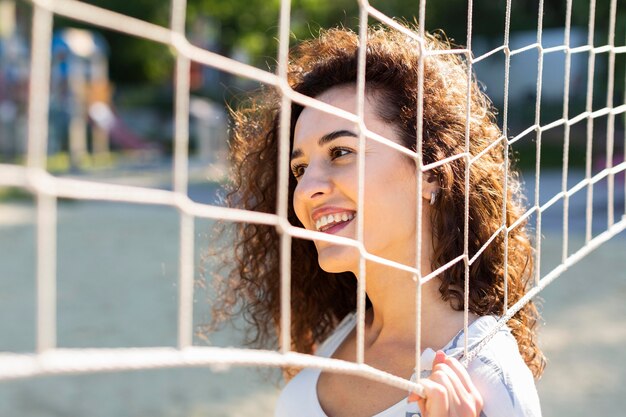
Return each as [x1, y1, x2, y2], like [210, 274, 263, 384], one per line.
[446, 316, 542, 417]
[275, 312, 358, 417]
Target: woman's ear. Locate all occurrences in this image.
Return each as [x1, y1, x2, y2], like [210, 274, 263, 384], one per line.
[422, 171, 440, 205]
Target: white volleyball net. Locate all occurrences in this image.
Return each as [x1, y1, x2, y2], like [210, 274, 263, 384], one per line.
[0, 0, 624, 407]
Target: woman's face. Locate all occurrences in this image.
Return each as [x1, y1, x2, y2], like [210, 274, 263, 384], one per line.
[291, 85, 433, 275]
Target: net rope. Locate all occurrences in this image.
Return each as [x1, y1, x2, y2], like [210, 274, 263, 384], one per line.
[0, 0, 624, 401]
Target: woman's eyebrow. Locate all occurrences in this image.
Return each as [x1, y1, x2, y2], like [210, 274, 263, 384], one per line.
[290, 129, 358, 161]
[318, 129, 358, 146]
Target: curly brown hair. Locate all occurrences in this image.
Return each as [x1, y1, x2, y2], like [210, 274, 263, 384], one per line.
[211, 25, 545, 378]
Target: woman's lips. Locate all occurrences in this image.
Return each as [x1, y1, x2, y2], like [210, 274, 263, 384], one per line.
[320, 217, 354, 234]
[313, 210, 356, 231]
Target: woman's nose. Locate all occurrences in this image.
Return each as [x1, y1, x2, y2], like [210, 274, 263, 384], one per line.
[294, 164, 332, 201]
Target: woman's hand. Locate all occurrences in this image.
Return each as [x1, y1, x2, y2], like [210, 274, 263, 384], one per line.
[408, 350, 483, 417]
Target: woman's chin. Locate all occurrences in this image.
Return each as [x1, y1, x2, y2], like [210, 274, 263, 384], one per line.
[316, 244, 359, 274]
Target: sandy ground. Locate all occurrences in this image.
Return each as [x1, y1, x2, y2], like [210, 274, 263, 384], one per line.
[0, 170, 624, 417]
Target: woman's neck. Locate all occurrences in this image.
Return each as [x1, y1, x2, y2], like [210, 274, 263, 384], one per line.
[358, 262, 468, 352]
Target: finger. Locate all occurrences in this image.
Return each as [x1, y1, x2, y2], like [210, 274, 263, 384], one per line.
[441, 356, 483, 412]
[430, 368, 461, 408]
[432, 364, 468, 406]
[441, 354, 474, 394]
[432, 350, 446, 367]
[419, 377, 450, 417]
[433, 362, 482, 416]
[416, 397, 427, 416]
[408, 391, 422, 403]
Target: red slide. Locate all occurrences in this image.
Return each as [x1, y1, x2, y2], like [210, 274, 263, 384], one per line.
[88, 102, 161, 152]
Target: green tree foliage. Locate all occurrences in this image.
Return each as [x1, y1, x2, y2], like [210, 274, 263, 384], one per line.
[56, 0, 623, 90]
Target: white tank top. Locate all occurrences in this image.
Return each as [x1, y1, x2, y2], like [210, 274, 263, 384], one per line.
[275, 312, 430, 417]
[274, 312, 542, 417]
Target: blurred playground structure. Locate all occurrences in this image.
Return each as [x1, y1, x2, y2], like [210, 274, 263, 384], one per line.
[0, 0, 228, 169]
[48, 28, 156, 162]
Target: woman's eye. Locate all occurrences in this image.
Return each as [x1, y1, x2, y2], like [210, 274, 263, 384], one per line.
[291, 164, 306, 179]
[330, 147, 353, 159]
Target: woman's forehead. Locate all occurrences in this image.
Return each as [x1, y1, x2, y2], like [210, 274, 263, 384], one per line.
[293, 86, 381, 144]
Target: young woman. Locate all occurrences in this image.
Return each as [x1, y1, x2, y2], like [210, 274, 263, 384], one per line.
[212, 25, 545, 417]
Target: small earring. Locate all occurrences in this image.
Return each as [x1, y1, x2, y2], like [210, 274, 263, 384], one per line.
[430, 190, 439, 206]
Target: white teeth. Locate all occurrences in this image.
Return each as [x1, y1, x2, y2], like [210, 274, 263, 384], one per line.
[314, 212, 355, 231]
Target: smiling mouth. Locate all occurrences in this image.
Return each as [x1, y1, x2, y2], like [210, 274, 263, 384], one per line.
[315, 212, 356, 233]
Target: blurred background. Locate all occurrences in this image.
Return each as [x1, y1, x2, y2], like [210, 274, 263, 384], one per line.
[0, 0, 624, 416]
